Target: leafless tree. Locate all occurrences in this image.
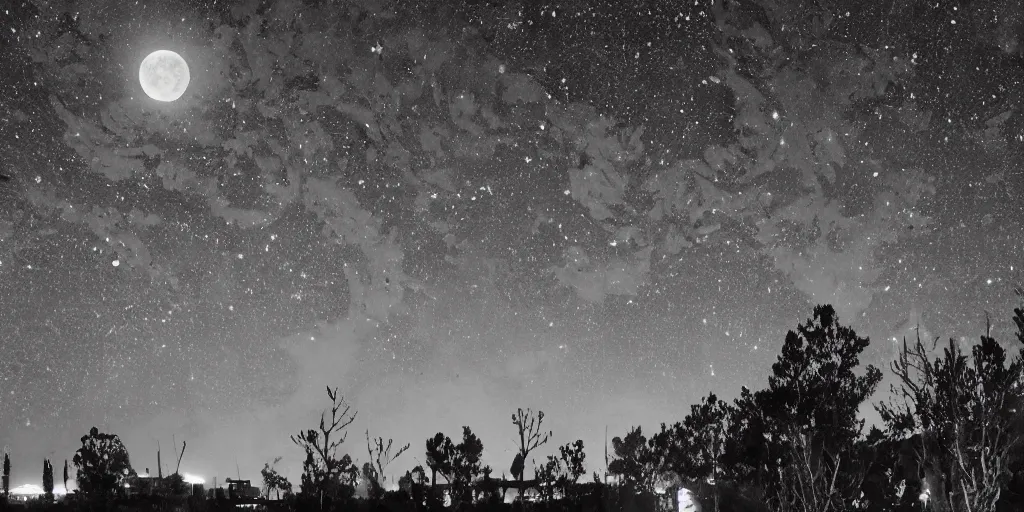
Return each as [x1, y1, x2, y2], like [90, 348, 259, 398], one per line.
[291, 386, 358, 499]
[365, 430, 410, 496]
[771, 427, 872, 512]
[876, 314, 1024, 512]
[510, 408, 552, 504]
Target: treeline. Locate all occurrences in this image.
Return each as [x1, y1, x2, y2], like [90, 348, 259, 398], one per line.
[4, 298, 1024, 512]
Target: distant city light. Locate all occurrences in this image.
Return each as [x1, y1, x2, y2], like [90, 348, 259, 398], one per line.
[183, 473, 206, 485]
[8, 483, 69, 497]
[11, 484, 45, 496]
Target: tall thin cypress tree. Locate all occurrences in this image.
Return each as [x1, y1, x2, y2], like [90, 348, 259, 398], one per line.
[63, 459, 69, 493]
[41, 460, 54, 499]
[42, 459, 54, 500]
[2, 452, 10, 497]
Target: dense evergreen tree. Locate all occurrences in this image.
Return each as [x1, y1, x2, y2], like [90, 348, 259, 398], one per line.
[72, 427, 134, 498]
[724, 305, 882, 511]
[607, 426, 661, 493]
[654, 392, 732, 484]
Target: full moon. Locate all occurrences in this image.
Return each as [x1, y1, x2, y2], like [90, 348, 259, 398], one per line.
[139, 50, 190, 102]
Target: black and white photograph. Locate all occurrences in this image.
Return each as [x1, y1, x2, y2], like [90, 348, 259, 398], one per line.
[1, 1, 1023, 511]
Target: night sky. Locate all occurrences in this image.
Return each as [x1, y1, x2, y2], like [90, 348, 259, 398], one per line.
[1, 0, 1023, 491]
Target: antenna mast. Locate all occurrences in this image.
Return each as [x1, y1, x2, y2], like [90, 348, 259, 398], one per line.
[175, 441, 186, 474]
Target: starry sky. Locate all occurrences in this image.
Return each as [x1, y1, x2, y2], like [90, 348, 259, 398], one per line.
[1, 0, 1023, 490]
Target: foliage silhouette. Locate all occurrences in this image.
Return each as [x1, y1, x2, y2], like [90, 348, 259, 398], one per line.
[607, 427, 661, 493]
[72, 427, 134, 498]
[398, 465, 428, 508]
[533, 442, 585, 505]
[876, 307, 1024, 512]
[425, 431, 452, 500]
[534, 456, 560, 503]
[290, 386, 358, 507]
[42, 459, 53, 502]
[261, 457, 292, 500]
[724, 304, 882, 511]
[13, 303, 1024, 512]
[450, 427, 485, 506]
[425, 427, 484, 508]
[161, 472, 187, 497]
[558, 440, 587, 499]
[654, 392, 731, 483]
[2, 453, 8, 498]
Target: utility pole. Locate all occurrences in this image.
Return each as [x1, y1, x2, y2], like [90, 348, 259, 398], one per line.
[604, 425, 609, 484]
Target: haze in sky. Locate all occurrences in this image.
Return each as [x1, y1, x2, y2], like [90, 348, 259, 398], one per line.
[1, 0, 1022, 490]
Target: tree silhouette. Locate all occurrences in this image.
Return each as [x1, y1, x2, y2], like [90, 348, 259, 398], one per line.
[534, 456, 561, 503]
[398, 470, 414, 498]
[425, 432, 453, 491]
[399, 465, 428, 507]
[876, 307, 1024, 512]
[72, 427, 134, 498]
[161, 472, 187, 497]
[450, 427, 484, 506]
[425, 427, 484, 507]
[531, 440, 587, 502]
[559, 440, 587, 487]
[649, 392, 733, 511]
[477, 465, 501, 505]
[608, 426, 660, 493]
[361, 462, 383, 501]
[723, 305, 881, 511]
[848, 425, 909, 512]
[510, 408, 552, 503]
[2, 452, 8, 498]
[42, 459, 54, 501]
[62, 459, 68, 494]
[365, 430, 410, 500]
[290, 386, 358, 504]
[655, 392, 732, 485]
[260, 457, 292, 500]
